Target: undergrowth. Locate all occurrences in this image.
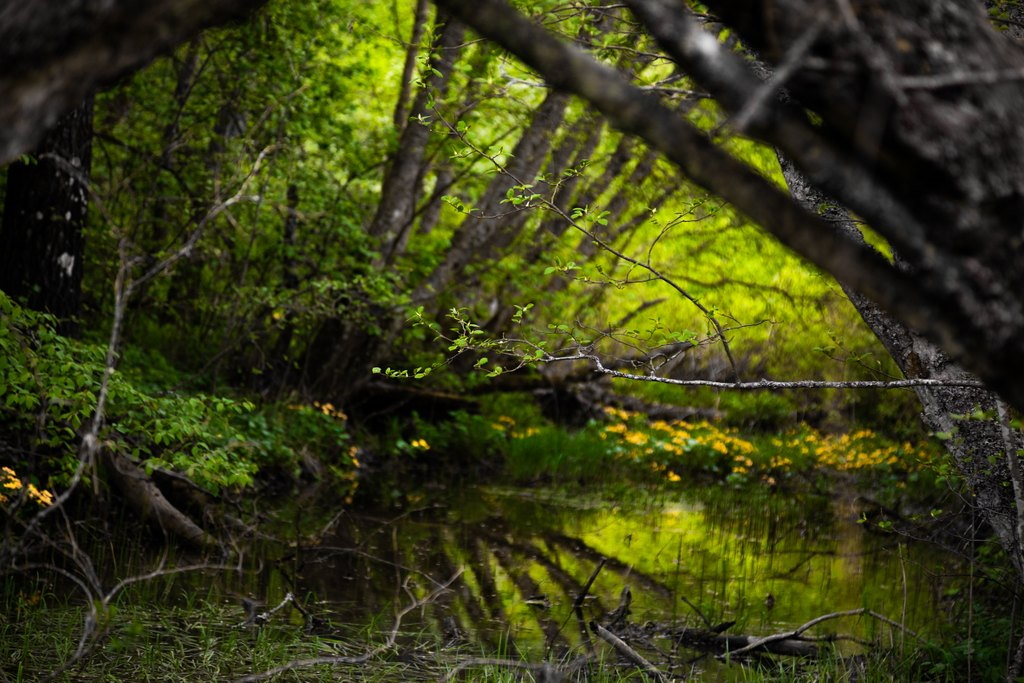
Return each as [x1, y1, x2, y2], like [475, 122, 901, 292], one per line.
[391, 397, 947, 505]
[0, 292, 358, 498]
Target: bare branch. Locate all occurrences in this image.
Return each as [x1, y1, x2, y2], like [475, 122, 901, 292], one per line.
[724, 15, 825, 134]
[720, 607, 923, 658]
[591, 621, 668, 683]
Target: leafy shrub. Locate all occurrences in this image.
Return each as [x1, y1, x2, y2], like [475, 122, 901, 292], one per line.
[234, 401, 356, 474]
[0, 292, 313, 494]
[406, 410, 506, 463]
[718, 391, 799, 431]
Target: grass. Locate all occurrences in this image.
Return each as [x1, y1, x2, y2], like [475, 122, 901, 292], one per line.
[0, 592, 674, 682]
[0, 593, 314, 682]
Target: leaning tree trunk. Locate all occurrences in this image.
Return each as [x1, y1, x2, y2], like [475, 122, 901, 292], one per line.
[0, 96, 93, 336]
[431, 0, 1024, 591]
[780, 157, 1024, 582]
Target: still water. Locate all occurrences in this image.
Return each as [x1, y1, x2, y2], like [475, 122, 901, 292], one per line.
[247, 483, 956, 659]
[5, 482, 961, 681]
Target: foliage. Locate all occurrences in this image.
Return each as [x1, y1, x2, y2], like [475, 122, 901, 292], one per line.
[402, 410, 506, 463]
[235, 401, 356, 475]
[716, 392, 800, 431]
[500, 419, 619, 482]
[76, 0, 896, 415]
[86, 0, 404, 382]
[0, 291, 355, 494]
[915, 589, 1019, 683]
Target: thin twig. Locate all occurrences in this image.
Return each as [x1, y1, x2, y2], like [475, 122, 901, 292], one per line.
[725, 16, 825, 134]
[680, 595, 713, 629]
[574, 559, 606, 611]
[567, 558, 605, 653]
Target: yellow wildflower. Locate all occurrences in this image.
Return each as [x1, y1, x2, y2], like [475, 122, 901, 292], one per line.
[27, 484, 52, 506]
[0, 468, 52, 506]
[625, 431, 649, 445]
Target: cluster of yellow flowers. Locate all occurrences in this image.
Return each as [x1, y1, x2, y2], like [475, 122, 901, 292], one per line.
[598, 407, 933, 484]
[312, 401, 347, 420]
[0, 467, 53, 507]
[490, 415, 517, 432]
[598, 408, 762, 482]
[489, 415, 542, 439]
[486, 405, 934, 486]
[409, 438, 430, 450]
[762, 428, 920, 473]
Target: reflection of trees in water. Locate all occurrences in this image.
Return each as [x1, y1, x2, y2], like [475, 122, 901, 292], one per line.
[283, 487, 948, 666]
[296, 508, 678, 655]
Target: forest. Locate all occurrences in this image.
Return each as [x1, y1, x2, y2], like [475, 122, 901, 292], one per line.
[2, 0, 1024, 681]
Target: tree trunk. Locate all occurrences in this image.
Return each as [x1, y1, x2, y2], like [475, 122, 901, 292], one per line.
[412, 89, 570, 305]
[106, 450, 219, 549]
[779, 156, 1024, 581]
[367, 16, 465, 265]
[0, 96, 93, 336]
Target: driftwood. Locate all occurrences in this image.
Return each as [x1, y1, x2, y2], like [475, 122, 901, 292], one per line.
[666, 626, 818, 657]
[721, 608, 921, 659]
[591, 621, 668, 683]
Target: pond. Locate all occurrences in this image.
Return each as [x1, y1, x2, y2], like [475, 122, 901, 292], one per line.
[238, 482, 956, 677]
[2, 481, 961, 681]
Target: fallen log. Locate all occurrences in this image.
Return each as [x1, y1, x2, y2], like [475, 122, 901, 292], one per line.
[105, 450, 219, 550]
[666, 626, 818, 657]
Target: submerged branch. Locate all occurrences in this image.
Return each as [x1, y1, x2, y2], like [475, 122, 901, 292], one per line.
[721, 607, 923, 659]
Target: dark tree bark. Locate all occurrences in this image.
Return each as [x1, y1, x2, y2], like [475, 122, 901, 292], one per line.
[0, 0, 266, 165]
[779, 156, 1024, 580]
[0, 97, 94, 336]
